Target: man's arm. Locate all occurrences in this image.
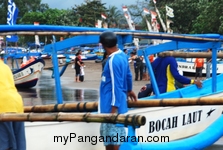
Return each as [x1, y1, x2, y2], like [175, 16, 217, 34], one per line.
[111, 106, 118, 113]
[170, 58, 192, 84]
[108, 58, 123, 110]
[170, 58, 202, 88]
[127, 61, 137, 101]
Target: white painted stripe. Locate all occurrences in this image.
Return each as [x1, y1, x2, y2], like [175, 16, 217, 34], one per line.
[110, 50, 122, 106]
[109, 55, 115, 106]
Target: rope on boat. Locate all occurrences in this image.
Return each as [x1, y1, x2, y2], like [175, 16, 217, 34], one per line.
[24, 97, 223, 113]
[0, 113, 146, 126]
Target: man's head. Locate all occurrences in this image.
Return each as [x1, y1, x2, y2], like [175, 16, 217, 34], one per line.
[130, 51, 136, 56]
[124, 49, 128, 54]
[99, 31, 117, 48]
[207, 48, 212, 52]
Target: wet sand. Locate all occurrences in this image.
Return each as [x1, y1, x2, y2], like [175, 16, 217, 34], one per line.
[49, 59, 148, 94]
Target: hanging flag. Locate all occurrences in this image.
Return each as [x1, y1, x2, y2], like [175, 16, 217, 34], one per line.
[6, 0, 19, 42]
[95, 23, 98, 28]
[124, 13, 129, 19]
[143, 8, 150, 14]
[101, 13, 107, 19]
[122, 6, 128, 12]
[155, 6, 167, 32]
[157, 23, 160, 30]
[144, 17, 152, 32]
[103, 22, 108, 28]
[166, 5, 174, 18]
[34, 22, 40, 46]
[166, 19, 173, 28]
[7, 0, 18, 25]
[97, 20, 102, 28]
[150, 11, 157, 21]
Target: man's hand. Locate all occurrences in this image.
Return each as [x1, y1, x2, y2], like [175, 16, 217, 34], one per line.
[140, 86, 147, 92]
[128, 91, 137, 102]
[111, 106, 118, 113]
[194, 80, 202, 88]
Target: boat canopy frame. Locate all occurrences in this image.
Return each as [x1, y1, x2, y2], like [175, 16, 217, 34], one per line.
[1, 25, 223, 103]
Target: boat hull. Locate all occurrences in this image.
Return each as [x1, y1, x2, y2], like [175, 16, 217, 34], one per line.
[177, 61, 223, 75]
[25, 102, 223, 150]
[13, 58, 45, 88]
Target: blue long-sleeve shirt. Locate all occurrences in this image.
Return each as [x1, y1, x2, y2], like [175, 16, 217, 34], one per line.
[100, 50, 132, 114]
[152, 56, 192, 93]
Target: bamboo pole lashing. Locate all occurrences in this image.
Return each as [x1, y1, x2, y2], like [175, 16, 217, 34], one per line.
[24, 97, 223, 113]
[0, 113, 146, 126]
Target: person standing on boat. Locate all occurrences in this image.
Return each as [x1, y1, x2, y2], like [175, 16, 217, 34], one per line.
[152, 56, 202, 94]
[74, 50, 82, 82]
[194, 57, 204, 80]
[99, 31, 137, 150]
[0, 60, 26, 150]
[206, 48, 212, 78]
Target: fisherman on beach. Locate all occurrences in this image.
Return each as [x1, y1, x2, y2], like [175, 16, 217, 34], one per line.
[99, 31, 137, 150]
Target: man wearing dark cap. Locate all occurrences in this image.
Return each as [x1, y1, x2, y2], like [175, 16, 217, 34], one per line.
[99, 31, 137, 150]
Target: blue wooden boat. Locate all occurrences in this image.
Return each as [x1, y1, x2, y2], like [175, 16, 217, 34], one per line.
[1, 25, 223, 150]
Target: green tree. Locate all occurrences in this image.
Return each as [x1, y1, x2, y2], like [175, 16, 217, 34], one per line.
[19, 8, 79, 45]
[127, 0, 151, 25]
[106, 5, 123, 28]
[192, 0, 223, 34]
[72, 0, 107, 27]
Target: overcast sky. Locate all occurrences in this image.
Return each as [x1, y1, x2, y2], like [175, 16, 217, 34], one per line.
[41, 0, 137, 9]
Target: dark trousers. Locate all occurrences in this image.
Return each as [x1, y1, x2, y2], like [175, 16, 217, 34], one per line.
[135, 62, 143, 81]
[195, 67, 203, 79]
[80, 75, 84, 82]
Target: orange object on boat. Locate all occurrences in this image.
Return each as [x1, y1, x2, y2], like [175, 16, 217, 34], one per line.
[20, 57, 35, 68]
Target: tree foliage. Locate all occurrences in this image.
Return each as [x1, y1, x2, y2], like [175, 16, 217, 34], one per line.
[192, 0, 223, 34]
[128, 0, 223, 34]
[106, 5, 123, 28]
[72, 1, 107, 27]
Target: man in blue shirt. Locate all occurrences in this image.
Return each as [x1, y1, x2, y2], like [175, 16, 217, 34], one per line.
[99, 31, 137, 150]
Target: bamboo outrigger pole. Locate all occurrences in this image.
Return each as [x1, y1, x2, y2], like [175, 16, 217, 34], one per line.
[24, 97, 223, 113]
[127, 97, 223, 107]
[0, 113, 146, 126]
[158, 51, 223, 58]
[0, 31, 221, 42]
[24, 102, 98, 112]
